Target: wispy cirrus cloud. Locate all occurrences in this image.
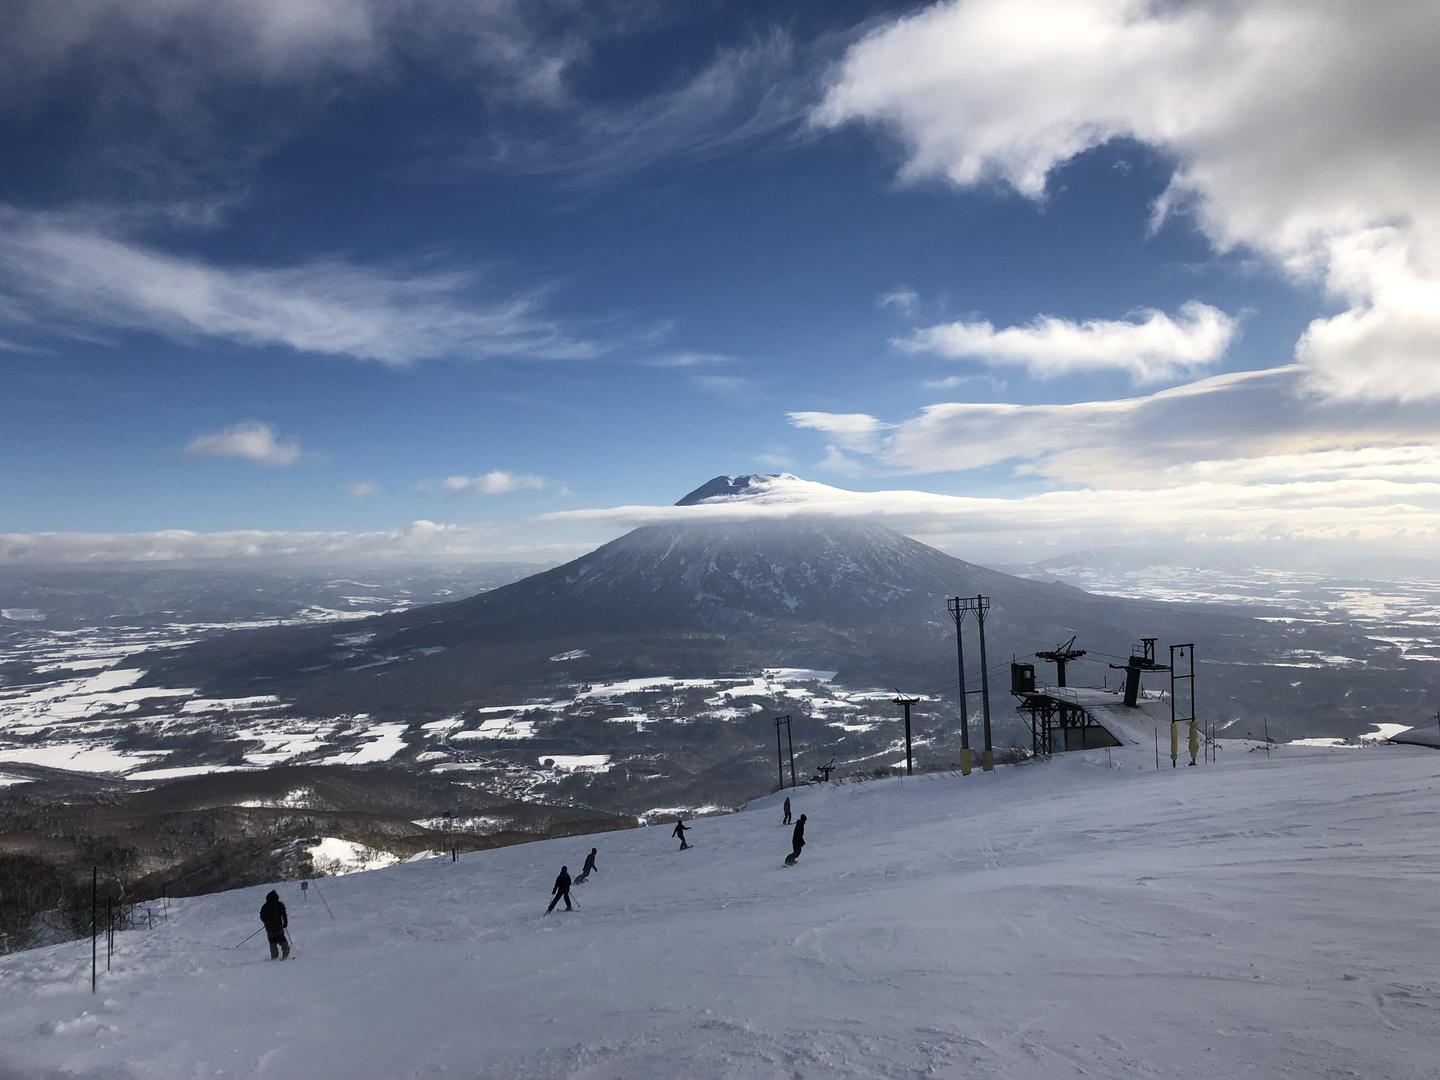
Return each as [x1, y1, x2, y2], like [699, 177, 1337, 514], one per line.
[650, 351, 739, 368]
[877, 287, 919, 316]
[431, 471, 548, 496]
[0, 208, 603, 366]
[344, 481, 381, 497]
[690, 374, 755, 399]
[460, 30, 816, 183]
[0, 0, 606, 205]
[183, 421, 303, 467]
[899, 301, 1238, 383]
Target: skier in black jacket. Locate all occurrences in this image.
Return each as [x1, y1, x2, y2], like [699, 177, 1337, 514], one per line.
[782, 797, 792, 825]
[672, 819, 690, 850]
[575, 847, 598, 883]
[259, 890, 289, 959]
[784, 814, 807, 865]
[547, 866, 573, 913]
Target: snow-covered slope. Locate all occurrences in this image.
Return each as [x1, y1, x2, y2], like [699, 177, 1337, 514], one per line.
[3, 741, 1437, 1079]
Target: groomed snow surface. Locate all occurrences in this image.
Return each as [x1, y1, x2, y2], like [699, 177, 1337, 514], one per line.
[3, 743, 1438, 1079]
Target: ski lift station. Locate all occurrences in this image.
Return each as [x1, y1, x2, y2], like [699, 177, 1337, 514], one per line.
[1012, 636, 1198, 757]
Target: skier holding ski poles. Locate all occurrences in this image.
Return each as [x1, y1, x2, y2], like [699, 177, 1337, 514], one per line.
[259, 889, 290, 960]
[546, 865, 573, 913]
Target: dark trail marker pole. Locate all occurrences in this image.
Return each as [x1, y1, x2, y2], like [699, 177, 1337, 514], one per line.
[1263, 715, 1271, 759]
[106, 899, 112, 972]
[90, 867, 97, 994]
[775, 718, 784, 790]
[893, 693, 918, 775]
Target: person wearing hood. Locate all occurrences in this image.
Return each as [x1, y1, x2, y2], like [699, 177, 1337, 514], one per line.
[785, 814, 807, 865]
[259, 890, 289, 960]
[547, 865, 573, 913]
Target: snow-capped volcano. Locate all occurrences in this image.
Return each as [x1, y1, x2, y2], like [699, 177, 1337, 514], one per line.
[142, 475, 1389, 774]
[150, 476, 1220, 698]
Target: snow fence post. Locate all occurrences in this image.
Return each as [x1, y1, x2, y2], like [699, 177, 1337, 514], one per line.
[91, 866, 97, 995]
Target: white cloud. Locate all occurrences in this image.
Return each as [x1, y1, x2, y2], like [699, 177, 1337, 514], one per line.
[900, 301, 1237, 383]
[435, 471, 547, 496]
[787, 365, 1440, 489]
[0, 208, 601, 366]
[787, 412, 892, 454]
[816, 0, 1440, 402]
[877, 287, 919, 316]
[0, 520, 587, 566]
[344, 481, 380, 497]
[651, 352, 739, 368]
[184, 422, 303, 467]
[542, 468, 1440, 558]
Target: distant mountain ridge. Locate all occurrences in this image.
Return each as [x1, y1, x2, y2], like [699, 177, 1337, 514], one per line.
[142, 476, 1406, 745]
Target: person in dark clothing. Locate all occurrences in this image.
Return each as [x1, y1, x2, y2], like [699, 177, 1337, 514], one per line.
[259, 889, 289, 960]
[575, 847, 598, 883]
[784, 814, 807, 865]
[672, 819, 689, 850]
[782, 797, 792, 825]
[547, 866, 573, 913]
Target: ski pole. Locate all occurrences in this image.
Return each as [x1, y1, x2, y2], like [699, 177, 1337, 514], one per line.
[234, 926, 264, 948]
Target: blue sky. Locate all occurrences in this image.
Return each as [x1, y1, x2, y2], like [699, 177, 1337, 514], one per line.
[2, 0, 1437, 564]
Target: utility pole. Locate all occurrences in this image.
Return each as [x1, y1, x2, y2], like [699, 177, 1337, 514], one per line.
[947, 598, 971, 775]
[775, 716, 784, 790]
[948, 595, 993, 772]
[774, 715, 795, 788]
[893, 693, 918, 775]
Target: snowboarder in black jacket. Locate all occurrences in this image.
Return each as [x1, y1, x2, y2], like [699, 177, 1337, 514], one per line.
[672, 819, 689, 850]
[259, 890, 289, 959]
[547, 866, 573, 913]
[782, 797, 792, 825]
[576, 848, 598, 883]
[785, 814, 807, 865]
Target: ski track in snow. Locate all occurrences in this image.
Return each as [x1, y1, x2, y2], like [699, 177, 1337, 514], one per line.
[2, 744, 1439, 1079]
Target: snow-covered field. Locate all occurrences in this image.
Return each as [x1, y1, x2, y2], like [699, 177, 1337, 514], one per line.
[2, 739, 1437, 1079]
